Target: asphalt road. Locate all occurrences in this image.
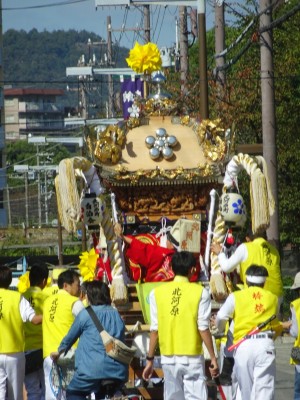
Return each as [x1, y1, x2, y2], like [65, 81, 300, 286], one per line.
[275, 336, 295, 399]
[212, 336, 295, 400]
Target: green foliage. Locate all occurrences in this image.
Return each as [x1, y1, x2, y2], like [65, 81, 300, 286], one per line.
[0, 228, 82, 256]
[3, 29, 129, 112]
[6, 141, 72, 187]
[6, 141, 37, 167]
[272, 3, 300, 249]
[282, 276, 296, 319]
[6, 140, 72, 167]
[185, 0, 300, 248]
[3, 29, 128, 85]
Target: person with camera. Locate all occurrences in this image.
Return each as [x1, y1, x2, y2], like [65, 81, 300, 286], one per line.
[51, 281, 128, 400]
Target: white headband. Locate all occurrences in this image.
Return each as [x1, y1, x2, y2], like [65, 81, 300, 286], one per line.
[246, 275, 267, 284]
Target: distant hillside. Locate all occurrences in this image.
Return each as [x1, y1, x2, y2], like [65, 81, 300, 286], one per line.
[3, 28, 129, 85]
[2, 29, 130, 114]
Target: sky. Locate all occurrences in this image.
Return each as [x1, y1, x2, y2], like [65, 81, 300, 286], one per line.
[2, 0, 215, 49]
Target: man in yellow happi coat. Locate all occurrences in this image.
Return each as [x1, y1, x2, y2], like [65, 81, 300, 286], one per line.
[287, 271, 300, 399]
[23, 264, 49, 400]
[216, 265, 290, 400]
[42, 267, 66, 297]
[211, 231, 283, 302]
[142, 251, 219, 400]
[42, 269, 83, 400]
[0, 266, 42, 400]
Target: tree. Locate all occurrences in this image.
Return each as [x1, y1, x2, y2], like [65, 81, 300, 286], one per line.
[184, 0, 300, 248]
[6, 141, 72, 186]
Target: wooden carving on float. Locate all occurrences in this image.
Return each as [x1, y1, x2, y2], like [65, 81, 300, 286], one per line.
[112, 184, 216, 220]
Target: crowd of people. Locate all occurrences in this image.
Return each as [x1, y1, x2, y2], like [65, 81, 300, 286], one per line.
[0, 226, 300, 400]
[0, 266, 128, 400]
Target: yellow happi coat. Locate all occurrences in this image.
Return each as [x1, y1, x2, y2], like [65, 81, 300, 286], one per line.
[43, 289, 78, 358]
[154, 276, 204, 356]
[233, 286, 282, 343]
[241, 238, 283, 297]
[0, 289, 24, 353]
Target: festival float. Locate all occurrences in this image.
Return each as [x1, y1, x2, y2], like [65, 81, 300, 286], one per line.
[54, 42, 275, 399]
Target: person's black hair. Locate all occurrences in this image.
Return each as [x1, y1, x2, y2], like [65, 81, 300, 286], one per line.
[245, 228, 267, 241]
[86, 280, 111, 306]
[57, 269, 80, 289]
[29, 264, 49, 287]
[80, 281, 89, 295]
[171, 251, 196, 277]
[245, 264, 268, 287]
[0, 266, 12, 288]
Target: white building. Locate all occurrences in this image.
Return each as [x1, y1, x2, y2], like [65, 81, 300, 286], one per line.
[4, 88, 65, 141]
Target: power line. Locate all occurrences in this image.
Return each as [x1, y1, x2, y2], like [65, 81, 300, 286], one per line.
[1, 0, 90, 11]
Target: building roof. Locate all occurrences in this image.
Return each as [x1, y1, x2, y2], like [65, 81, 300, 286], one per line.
[4, 88, 64, 96]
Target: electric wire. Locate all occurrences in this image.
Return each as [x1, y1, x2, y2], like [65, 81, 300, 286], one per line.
[2, 0, 90, 11]
[154, 7, 167, 46]
[151, 5, 163, 44]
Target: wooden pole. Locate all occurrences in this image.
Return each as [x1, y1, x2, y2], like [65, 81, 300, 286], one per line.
[197, 0, 209, 119]
[260, 0, 279, 248]
[179, 6, 189, 94]
[57, 215, 63, 266]
[144, 5, 151, 43]
[6, 185, 11, 227]
[107, 16, 114, 118]
[215, 2, 226, 86]
[25, 171, 29, 229]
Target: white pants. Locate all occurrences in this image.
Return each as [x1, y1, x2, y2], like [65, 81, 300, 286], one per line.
[219, 342, 241, 400]
[43, 356, 65, 400]
[0, 352, 25, 400]
[233, 338, 275, 400]
[25, 368, 45, 400]
[162, 359, 207, 400]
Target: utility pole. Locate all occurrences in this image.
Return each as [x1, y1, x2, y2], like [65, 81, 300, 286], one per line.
[260, 0, 279, 248]
[198, 0, 209, 119]
[6, 185, 11, 227]
[107, 16, 114, 118]
[179, 6, 189, 94]
[25, 171, 29, 229]
[44, 171, 49, 225]
[215, 1, 226, 86]
[144, 5, 151, 42]
[78, 76, 88, 120]
[36, 144, 42, 227]
[57, 214, 64, 266]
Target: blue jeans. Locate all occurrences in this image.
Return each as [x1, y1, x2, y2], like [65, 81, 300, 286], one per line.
[66, 390, 89, 400]
[66, 390, 104, 400]
[66, 379, 123, 400]
[295, 367, 300, 400]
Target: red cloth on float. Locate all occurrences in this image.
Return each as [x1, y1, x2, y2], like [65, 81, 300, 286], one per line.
[125, 233, 204, 282]
[96, 252, 112, 283]
[126, 236, 175, 282]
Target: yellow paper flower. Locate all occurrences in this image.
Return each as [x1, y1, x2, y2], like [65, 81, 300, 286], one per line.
[78, 248, 99, 282]
[17, 271, 30, 293]
[126, 42, 162, 74]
